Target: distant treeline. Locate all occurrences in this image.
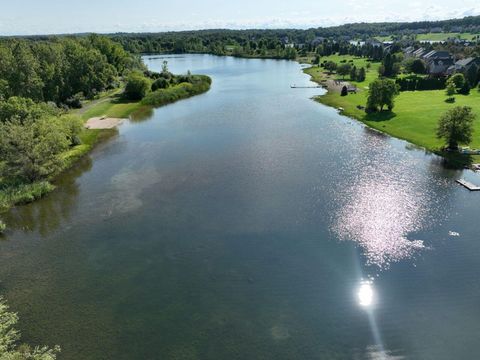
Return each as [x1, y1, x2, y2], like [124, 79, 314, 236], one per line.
[103, 16, 480, 57]
[0, 34, 143, 105]
[110, 29, 300, 59]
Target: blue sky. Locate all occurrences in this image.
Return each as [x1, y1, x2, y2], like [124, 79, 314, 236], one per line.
[1, 0, 479, 35]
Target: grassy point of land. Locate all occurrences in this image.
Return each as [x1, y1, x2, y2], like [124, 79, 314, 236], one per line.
[303, 55, 480, 165]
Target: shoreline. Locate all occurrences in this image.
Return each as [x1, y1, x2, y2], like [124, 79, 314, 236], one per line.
[302, 64, 479, 168]
[0, 76, 212, 220]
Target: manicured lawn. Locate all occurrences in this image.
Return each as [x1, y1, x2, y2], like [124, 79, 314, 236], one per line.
[304, 56, 480, 163]
[416, 32, 478, 41]
[304, 55, 381, 87]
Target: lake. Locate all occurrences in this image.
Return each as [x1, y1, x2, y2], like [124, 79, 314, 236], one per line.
[1, 54, 480, 359]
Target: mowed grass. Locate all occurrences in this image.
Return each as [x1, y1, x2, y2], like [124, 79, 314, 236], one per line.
[79, 99, 144, 121]
[416, 32, 478, 41]
[304, 55, 381, 87]
[304, 56, 480, 162]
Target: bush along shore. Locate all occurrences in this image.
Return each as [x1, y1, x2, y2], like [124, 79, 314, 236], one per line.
[0, 53, 211, 227]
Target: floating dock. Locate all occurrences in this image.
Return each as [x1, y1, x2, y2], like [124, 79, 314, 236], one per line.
[456, 179, 480, 191]
[290, 85, 322, 88]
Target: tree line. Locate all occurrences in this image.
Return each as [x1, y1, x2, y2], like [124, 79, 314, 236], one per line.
[0, 34, 143, 105]
[0, 35, 144, 213]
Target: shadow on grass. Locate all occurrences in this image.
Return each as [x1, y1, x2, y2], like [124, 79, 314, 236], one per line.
[364, 110, 397, 122]
[110, 93, 137, 105]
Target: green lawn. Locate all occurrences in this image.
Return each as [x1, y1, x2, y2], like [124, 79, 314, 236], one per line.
[304, 55, 381, 87]
[78, 99, 144, 121]
[304, 55, 480, 164]
[416, 32, 478, 41]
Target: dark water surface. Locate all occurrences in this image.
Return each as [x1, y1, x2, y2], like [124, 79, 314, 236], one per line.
[2, 55, 480, 360]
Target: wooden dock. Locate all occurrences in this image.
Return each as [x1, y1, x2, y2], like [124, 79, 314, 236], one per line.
[456, 179, 480, 191]
[290, 85, 322, 89]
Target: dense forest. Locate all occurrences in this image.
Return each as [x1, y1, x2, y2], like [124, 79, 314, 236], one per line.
[0, 34, 143, 104]
[105, 16, 480, 58]
[0, 35, 144, 219]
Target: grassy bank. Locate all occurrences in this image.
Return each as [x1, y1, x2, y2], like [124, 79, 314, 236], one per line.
[0, 75, 211, 218]
[304, 57, 480, 165]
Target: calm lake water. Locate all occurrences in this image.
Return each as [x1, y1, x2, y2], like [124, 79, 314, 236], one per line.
[2, 54, 480, 360]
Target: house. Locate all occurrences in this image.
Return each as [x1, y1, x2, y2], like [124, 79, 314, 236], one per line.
[428, 58, 454, 76]
[403, 46, 415, 58]
[446, 57, 480, 75]
[421, 51, 454, 76]
[412, 47, 427, 58]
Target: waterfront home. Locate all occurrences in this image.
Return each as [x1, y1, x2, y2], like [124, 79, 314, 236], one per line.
[446, 57, 480, 75]
[404, 46, 415, 58]
[412, 47, 427, 58]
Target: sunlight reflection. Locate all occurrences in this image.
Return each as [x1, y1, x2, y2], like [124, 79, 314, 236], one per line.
[333, 176, 427, 269]
[358, 281, 374, 307]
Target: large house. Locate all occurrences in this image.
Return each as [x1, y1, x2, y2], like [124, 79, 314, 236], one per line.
[422, 50, 454, 75]
[403, 47, 454, 75]
[447, 57, 480, 76]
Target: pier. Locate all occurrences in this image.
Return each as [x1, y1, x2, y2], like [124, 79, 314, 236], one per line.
[290, 85, 322, 88]
[456, 179, 480, 191]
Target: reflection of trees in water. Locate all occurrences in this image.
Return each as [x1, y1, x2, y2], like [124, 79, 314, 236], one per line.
[129, 106, 154, 123]
[4, 156, 93, 237]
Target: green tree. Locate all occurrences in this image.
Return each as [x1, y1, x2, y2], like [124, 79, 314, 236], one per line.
[0, 117, 69, 182]
[324, 61, 337, 74]
[458, 81, 471, 95]
[0, 296, 59, 359]
[405, 58, 426, 74]
[350, 65, 357, 81]
[0, 97, 59, 123]
[124, 72, 150, 100]
[151, 78, 169, 91]
[357, 67, 366, 82]
[466, 63, 478, 87]
[446, 82, 456, 97]
[381, 53, 394, 77]
[162, 60, 169, 74]
[337, 63, 352, 79]
[436, 106, 475, 150]
[366, 78, 399, 112]
[447, 73, 465, 91]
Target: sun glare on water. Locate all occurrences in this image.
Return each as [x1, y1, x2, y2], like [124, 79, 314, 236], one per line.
[358, 282, 374, 307]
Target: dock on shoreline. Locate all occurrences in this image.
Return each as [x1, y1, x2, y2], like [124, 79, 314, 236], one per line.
[456, 179, 480, 191]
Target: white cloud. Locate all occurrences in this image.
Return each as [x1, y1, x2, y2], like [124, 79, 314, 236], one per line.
[0, 1, 479, 35]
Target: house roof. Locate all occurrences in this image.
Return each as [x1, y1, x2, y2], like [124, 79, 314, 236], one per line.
[423, 50, 451, 59]
[455, 57, 476, 67]
[413, 48, 426, 57]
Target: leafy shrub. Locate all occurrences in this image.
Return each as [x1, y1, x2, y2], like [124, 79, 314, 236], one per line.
[0, 220, 5, 233]
[64, 93, 84, 109]
[458, 81, 471, 95]
[0, 181, 55, 211]
[396, 75, 446, 91]
[151, 78, 169, 91]
[0, 117, 70, 183]
[445, 97, 456, 103]
[124, 72, 151, 100]
[142, 76, 211, 107]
